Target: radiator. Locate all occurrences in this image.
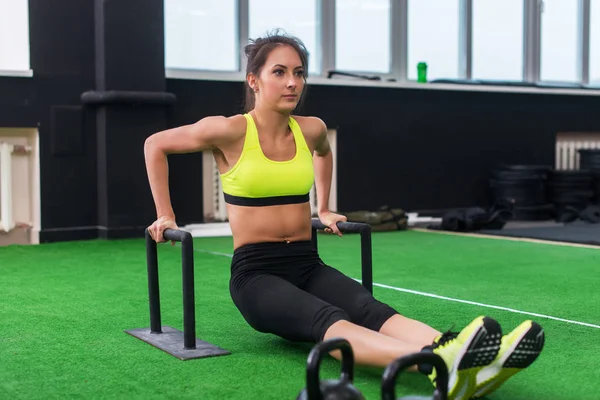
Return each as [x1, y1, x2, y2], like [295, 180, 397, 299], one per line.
[0, 142, 15, 232]
[555, 133, 600, 170]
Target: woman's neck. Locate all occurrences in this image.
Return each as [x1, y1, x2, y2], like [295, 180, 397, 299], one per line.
[250, 106, 291, 138]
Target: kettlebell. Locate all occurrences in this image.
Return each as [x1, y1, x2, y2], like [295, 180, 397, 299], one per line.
[381, 352, 448, 400]
[296, 337, 365, 400]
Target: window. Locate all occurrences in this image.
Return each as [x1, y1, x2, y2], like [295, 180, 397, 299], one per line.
[472, 0, 524, 81]
[590, 0, 600, 85]
[540, 0, 579, 82]
[335, 0, 391, 73]
[407, 0, 460, 81]
[164, 0, 238, 71]
[249, 0, 319, 75]
[0, 0, 30, 73]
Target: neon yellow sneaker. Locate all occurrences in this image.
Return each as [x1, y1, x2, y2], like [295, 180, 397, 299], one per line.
[472, 320, 545, 398]
[419, 316, 503, 400]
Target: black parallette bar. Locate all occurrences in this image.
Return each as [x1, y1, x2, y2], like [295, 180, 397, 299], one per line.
[130, 228, 231, 360]
[163, 228, 192, 243]
[311, 218, 373, 293]
[145, 229, 161, 334]
[311, 219, 372, 233]
[161, 229, 197, 349]
[181, 232, 196, 350]
[80, 90, 177, 106]
[360, 230, 373, 294]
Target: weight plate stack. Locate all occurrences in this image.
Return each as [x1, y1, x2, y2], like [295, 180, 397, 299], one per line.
[489, 165, 554, 221]
[547, 169, 594, 221]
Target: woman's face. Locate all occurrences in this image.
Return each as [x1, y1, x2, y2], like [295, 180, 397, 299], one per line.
[251, 45, 305, 112]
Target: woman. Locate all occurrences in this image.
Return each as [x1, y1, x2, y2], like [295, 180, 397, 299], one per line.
[144, 31, 544, 399]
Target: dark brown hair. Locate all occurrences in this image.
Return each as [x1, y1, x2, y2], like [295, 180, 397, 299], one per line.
[243, 29, 310, 112]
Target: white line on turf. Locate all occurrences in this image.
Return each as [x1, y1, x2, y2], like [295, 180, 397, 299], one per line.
[193, 248, 600, 330]
[367, 282, 600, 329]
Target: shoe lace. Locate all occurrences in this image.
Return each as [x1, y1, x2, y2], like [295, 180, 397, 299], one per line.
[433, 327, 458, 348]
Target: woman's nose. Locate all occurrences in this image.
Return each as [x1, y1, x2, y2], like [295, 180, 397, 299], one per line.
[287, 76, 296, 88]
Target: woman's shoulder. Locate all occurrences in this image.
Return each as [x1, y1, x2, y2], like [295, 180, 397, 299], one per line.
[205, 113, 248, 137]
[222, 113, 249, 131]
[187, 114, 248, 147]
[291, 115, 327, 138]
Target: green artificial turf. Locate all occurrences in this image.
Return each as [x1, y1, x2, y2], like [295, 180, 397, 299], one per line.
[1, 230, 598, 399]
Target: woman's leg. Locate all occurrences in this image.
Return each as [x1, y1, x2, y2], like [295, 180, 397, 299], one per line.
[304, 262, 440, 346]
[230, 272, 346, 342]
[323, 319, 423, 369]
[230, 271, 424, 368]
[379, 314, 441, 346]
[303, 262, 506, 399]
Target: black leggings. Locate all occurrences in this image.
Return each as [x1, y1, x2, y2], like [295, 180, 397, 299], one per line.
[229, 240, 399, 343]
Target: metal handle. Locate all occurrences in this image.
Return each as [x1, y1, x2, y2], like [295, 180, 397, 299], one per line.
[306, 338, 355, 400]
[381, 352, 448, 400]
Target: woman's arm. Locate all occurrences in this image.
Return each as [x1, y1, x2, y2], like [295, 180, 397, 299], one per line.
[311, 118, 347, 236]
[313, 125, 333, 216]
[144, 116, 238, 240]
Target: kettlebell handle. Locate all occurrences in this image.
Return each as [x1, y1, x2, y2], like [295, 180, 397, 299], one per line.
[306, 337, 355, 400]
[381, 352, 448, 400]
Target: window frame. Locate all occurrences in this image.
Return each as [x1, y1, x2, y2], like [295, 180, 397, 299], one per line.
[0, 0, 33, 77]
[163, 0, 600, 96]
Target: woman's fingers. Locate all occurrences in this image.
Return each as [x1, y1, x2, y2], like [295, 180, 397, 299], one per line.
[148, 218, 179, 244]
[329, 223, 342, 237]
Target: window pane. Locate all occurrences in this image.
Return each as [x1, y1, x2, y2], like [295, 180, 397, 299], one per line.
[472, 0, 523, 80]
[408, 0, 460, 80]
[249, 0, 319, 75]
[540, 0, 579, 82]
[0, 0, 30, 71]
[336, 0, 390, 73]
[590, 0, 600, 85]
[164, 0, 237, 71]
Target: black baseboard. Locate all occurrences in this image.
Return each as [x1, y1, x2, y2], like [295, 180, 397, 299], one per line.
[97, 226, 148, 239]
[39, 225, 150, 242]
[410, 208, 454, 218]
[39, 226, 99, 243]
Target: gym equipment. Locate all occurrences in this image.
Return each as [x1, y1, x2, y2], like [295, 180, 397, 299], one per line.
[297, 338, 365, 400]
[342, 207, 408, 232]
[381, 352, 448, 400]
[311, 218, 372, 294]
[429, 198, 514, 233]
[489, 165, 555, 221]
[579, 205, 600, 223]
[548, 170, 594, 219]
[124, 228, 231, 360]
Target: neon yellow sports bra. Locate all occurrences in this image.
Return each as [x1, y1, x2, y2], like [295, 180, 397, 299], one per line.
[220, 113, 314, 206]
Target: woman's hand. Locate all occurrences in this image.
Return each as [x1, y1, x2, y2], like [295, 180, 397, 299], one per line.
[147, 216, 179, 245]
[318, 210, 347, 237]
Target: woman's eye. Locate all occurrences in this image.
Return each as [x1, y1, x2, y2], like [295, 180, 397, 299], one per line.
[274, 69, 283, 75]
[296, 70, 304, 76]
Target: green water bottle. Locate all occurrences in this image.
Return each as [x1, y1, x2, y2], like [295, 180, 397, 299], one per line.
[417, 62, 428, 83]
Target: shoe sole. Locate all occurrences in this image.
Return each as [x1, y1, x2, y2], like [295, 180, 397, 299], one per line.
[473, 320, 545, 398]
[446, 316, 503, 400]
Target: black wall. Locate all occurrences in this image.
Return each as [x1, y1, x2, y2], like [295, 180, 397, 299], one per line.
[167, 79, 600, 213]
[0, 0, 599, 242]
[0, 0, 97, 242]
